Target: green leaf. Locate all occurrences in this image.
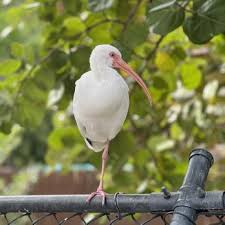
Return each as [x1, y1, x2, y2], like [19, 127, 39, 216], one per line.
[70, 47, 92, 75]
[171, 46, 186, 61]
[161, 73, 177, 92]
[10, 42, 24, 58]
[122, 22, 149, 49]
[24, 45, 35, 64]
[0, 91, 13, 125]
[130, 88, 150, 116]
[147, 0, 185, 35]
[6, 5, 23, 25]
[48, 127, 78, 151]
[116, 1, 134, 20]
[110, 131, 136, 162]
[0, 59, 21, 76]
[63, 17, 85, 37]
[45, 50, 68, 73]
[38, 2, 55, 21]
[152, 76, 169, 90]
[148, 135, 175, 152]
[46, 126, 83, 168]
[0, 125, 22, 164]
[150, 75, 172, 101]
[170, 123, 185, 140]
[155, 52, 176, 72]
[16, 97, 46, 128]
[62, 0, 81, 14]
[183, 0, 225, 44]
[88, 0, 114, 12]
[181, 63, 202, 89]
[132, 149, 150, 168]
[15, 66, 55, 128]
[89, 23, 112, 44]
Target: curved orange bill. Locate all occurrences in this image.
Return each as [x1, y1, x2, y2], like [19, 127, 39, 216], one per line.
[113, 56, 152, 105]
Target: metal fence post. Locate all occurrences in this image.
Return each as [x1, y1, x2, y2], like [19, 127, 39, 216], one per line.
[0, 148, 224, 225]
[170, 148, 214, 225]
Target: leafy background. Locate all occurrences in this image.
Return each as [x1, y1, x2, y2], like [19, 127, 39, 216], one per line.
[0, 0, 225, 194]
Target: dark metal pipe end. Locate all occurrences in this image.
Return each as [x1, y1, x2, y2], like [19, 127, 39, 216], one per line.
[189, 148, 214, 167]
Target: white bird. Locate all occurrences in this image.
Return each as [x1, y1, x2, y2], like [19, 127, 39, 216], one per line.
[73, 44, 152, 204]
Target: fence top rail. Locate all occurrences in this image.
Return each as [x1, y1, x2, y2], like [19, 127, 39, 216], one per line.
[0, 193, 178, 213]
[0, 191, 224, 214]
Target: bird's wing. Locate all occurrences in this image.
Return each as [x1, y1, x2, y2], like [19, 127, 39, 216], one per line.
[75, 115, 107, 152]
[109, 90, 129, 139]
[74, 115, 87, 138]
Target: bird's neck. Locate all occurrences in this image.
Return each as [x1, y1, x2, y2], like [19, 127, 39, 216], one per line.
[92, 66, 116, 81]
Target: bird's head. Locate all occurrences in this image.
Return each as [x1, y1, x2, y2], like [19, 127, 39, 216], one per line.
[89, 44, 152, 105]
[90, 44, 121, 69]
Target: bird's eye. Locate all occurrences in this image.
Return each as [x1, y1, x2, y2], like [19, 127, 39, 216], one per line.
[109, 52, 115, 57]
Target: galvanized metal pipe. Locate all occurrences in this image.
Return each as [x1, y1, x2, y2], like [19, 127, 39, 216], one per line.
[170, 149, 214, 225]
[0, 191, 223, 214]
[0, 148, 223, 221]
[0, 193, 178, 213]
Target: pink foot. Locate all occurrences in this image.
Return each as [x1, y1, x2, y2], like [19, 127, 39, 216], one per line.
[86, 188, 107, 205]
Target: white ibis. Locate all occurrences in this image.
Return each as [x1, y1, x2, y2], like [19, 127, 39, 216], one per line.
[73, 44, 152, 204]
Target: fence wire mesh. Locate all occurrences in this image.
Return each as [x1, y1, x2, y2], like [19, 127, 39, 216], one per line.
[0, 212, 225, 225]
[0, 149, 224, 225]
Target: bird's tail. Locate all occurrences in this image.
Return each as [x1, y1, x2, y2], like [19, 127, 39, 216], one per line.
[85, 138, 107, 152]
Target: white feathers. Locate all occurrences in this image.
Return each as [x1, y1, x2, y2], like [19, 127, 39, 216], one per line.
[89, 44, 121, 72]
[73, 45, 129, 152]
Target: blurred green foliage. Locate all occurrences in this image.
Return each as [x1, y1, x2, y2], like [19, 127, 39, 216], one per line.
[0, 0, 225, 194]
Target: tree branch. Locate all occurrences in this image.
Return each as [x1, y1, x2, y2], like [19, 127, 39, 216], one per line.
[14, 48, 58, 101]
[70, 18, 125, 40]
[122, 0, 144, 32]
[137, 36, 164, 75]
[146, 36, 164, 61]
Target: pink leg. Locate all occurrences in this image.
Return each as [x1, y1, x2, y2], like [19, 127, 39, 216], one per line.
[87, 141, 109, 205]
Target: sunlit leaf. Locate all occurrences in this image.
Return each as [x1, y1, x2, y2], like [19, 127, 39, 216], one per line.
[10, 42, 24, 58]
[0, 59, 21, 76]
[46, 126, 83, 168]
[170, 123, 185, 141]
[89, 23, 112, 44]
[155, 52, 176, 72]
[63, 17, 86, 37]
[6, 5, 23, 25]
[181, 63, 202, 90]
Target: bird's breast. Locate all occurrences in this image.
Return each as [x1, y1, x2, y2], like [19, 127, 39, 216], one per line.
[74, 75, 129, 118]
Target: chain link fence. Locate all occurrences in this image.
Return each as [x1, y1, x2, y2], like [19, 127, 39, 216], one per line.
[1, 212, 225, 225]
[0, 149, 224, 225]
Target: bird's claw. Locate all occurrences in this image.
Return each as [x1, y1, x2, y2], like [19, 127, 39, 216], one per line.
[86, 188, 107, 206]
